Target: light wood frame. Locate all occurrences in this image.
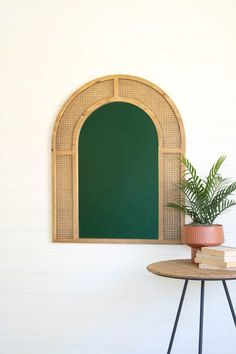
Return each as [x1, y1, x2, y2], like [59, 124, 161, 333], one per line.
[52, 75, 185, 243]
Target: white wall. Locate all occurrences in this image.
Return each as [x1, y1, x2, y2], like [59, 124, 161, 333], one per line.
[1, 0, 236, 353]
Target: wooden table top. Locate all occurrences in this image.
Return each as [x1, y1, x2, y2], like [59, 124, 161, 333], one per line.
[147, 259, 236, 281]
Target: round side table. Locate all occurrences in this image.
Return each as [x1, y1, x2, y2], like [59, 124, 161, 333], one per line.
[147, 259, 236, 354]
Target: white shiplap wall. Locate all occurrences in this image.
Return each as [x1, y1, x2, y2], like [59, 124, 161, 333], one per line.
[0, 0, 236, 353]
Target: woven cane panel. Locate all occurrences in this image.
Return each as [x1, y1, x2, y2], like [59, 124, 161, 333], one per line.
[56, 155, 73, 239]
[56, 80, 113, 151]
[163, 154, 181, 240]
[53, 75, 185, 242]
[119, 79, 181, 149]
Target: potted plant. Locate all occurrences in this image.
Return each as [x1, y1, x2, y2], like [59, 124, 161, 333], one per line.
[168, 155, 236, 262]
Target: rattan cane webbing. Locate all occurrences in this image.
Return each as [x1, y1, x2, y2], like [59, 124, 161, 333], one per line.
[163, 153, 181, 240]
[52, 75, 185, 243]
[56, 155, 73, 239]
[56, 80, 113, 150]
[119, 79, 181, 149]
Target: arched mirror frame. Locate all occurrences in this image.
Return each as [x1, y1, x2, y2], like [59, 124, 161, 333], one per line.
[52, 75, 185, 243]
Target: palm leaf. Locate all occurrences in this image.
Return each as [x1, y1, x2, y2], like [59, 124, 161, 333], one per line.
[168, 155, 236, 224]
[208, 181, 236, 213]
[208, 200, 236, 224]
[205, 155, 226, 196]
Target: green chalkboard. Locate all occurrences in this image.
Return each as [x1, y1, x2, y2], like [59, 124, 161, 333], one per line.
[78, 102, 158, 239]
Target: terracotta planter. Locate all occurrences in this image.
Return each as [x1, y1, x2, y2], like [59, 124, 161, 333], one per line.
[182, 224, 224, 262]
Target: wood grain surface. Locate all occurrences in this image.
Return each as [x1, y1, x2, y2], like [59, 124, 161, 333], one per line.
[147, 259, 236, 280]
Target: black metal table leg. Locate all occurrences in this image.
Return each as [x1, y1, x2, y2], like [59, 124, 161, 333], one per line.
[167, 279, 188, 354]
[222, 280, 236, 326]
[198, 280, 205, 354]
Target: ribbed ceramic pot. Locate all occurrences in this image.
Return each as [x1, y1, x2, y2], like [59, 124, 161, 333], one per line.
[182, 224, 224, 262]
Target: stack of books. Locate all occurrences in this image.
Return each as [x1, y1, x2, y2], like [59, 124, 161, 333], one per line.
[195, 246, 236, 270]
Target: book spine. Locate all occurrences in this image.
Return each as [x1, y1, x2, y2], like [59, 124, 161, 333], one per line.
[201, 250, 236, 259]
[195, 256, 236, 268]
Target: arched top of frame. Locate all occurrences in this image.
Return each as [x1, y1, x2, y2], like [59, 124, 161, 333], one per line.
[52, 75, 185, 152]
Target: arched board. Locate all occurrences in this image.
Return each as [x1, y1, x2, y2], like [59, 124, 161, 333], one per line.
[52, 74, 185, 243]
[78, 102, 158, 239]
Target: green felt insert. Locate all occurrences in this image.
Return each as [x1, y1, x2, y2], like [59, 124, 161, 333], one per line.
[78, 102, 158, 239]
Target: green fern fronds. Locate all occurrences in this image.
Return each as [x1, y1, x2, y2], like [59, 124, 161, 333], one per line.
[167, 156, 236, 224]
